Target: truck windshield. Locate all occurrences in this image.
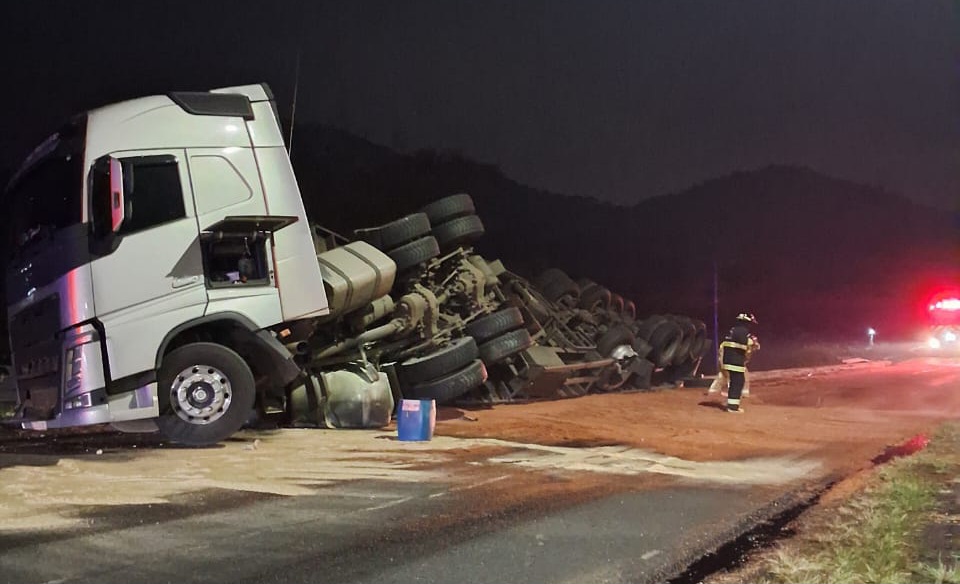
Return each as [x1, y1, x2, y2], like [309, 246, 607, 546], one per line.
[4, 117, 86, 258]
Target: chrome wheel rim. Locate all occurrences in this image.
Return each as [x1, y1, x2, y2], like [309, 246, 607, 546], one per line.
[169, 364, 232, 424]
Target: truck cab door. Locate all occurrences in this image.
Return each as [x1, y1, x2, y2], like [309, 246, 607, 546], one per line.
[89, 150, 207, 384]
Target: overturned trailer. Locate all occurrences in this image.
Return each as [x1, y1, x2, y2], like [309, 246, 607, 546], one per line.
[290, 191, 709, 417]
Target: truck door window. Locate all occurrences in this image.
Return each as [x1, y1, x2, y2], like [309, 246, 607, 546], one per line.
[115, 155, 186, 235]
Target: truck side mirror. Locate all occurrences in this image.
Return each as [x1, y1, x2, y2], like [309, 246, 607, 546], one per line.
[109, 157, 126, 233]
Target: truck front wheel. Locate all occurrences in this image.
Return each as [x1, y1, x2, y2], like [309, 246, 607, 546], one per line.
[156, 342, 256, 446]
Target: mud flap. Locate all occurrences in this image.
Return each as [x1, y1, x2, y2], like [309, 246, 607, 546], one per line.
[288, 374, 325, 427]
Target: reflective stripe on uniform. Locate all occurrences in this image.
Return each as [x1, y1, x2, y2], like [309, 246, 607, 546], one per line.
[721, 364, 746, 372]
[727, 398, 741, 405]
[721, 341, 749, 351]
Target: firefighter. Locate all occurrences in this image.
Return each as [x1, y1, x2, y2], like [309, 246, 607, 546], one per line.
[707, 325, 760, 397]
[720, 312, 757, 413]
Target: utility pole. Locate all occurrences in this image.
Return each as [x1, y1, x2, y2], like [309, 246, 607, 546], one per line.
[713, 260, 720, 371]
[287, 0, 306, 156]
[287, 46, 301, 156]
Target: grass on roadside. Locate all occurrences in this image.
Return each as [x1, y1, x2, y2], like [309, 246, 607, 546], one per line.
[760, 423, 960, 584]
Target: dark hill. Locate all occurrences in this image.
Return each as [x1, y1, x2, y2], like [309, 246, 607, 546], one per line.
[290, 125, 959, 340]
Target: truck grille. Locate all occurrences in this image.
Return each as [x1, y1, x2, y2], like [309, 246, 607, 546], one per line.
[10, 294, 61, 353]
[9, 294, 62, 419]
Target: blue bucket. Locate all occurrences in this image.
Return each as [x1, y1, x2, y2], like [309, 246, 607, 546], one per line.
[397, 399, 436, 441]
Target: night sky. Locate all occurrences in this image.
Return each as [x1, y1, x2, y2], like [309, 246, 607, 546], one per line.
[1, 0, 957, 209]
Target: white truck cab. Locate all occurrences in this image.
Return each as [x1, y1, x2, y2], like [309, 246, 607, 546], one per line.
[4, 84, 332, 444]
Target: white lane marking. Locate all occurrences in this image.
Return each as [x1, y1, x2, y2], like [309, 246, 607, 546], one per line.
[363, 496, 414, 512]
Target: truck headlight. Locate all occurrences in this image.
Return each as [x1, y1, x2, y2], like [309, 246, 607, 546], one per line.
[945, 330, 958, 343]
[64, 345, 85, 393]
[928, 337, 941, 350]
[61, 327, 105, 408]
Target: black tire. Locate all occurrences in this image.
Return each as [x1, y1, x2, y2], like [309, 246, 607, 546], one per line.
[541, 278, 580, 304]
[609, 294, 625, 315]
[156, 342, 256, 446]
[596, 324, 636, 357]
[479, 328, 534, 365]
[637, 315, 667, 341]
[405, 359, 487, 404]
[623, 300, 637, 321]
[648, 320, 683, 367]
[421, 193, 476, 226]
[397, 337, 479, 386]
[352, 227, 383, 250]
[535, 269, 581, 304]
[579, 285, 612, 311]
[354, 213, 431, 251]
[693, 335, 713, 359]
[536, 268, 574, 291]
[686, 320, 707, 361]
[433, 214, 485, 251]
[388, 236, 440, 272]
[671, 318, 697, 366]
[576, 278, 596, 290]
[466, 307, 524, 344]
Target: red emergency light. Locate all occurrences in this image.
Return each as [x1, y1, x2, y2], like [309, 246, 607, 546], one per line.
[929, 298, 960, 312]
[928, 290, 960, 327]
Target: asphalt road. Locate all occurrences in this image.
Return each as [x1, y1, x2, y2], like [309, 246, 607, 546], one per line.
[0, 476, 787, 584]
[1, 355, 956, 584]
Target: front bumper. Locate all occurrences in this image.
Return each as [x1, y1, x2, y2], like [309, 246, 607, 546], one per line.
[20, 383, 159, 431]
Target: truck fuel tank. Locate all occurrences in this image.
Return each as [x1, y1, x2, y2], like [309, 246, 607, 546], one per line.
[289, 363, 394, 429]
[316, 242, 396, 320]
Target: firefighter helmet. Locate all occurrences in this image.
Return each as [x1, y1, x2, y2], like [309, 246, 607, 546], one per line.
[736, 312, 758, 324]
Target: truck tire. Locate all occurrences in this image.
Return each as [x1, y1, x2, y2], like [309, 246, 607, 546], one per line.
[609, 294, 625, 315]
[355, 213, 431, 251]
[648, 320, 683, 367]
[687, 320, 708, 361]
[576, 278, 596, 290]
[156, 342, 256, 446]
[671, 318, 697, 366]
[397, 337, 479, 386]
[579, 285, 611, 312]
[623, 300, 637, 321]
[466, 307, 524, 344]
[479, 328, 533, 365]
[405, 358, 487, 403]
[536, 268, 581, 304]
[637, 315, 667, 341]
[540, 278, 580, 305]
[535, 268, 574, 292]
[596, 324, 636, 357]
[421, 193, 476, 226]
[693, 335, 712, 359]
[388, 236, 440, 273]
[433, 214, 485, 251]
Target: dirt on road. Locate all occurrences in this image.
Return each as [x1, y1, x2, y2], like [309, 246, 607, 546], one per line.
[437, 357, 960, 479]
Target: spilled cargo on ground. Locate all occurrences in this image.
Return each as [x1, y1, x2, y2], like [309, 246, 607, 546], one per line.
[1, 83, 709, 446]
